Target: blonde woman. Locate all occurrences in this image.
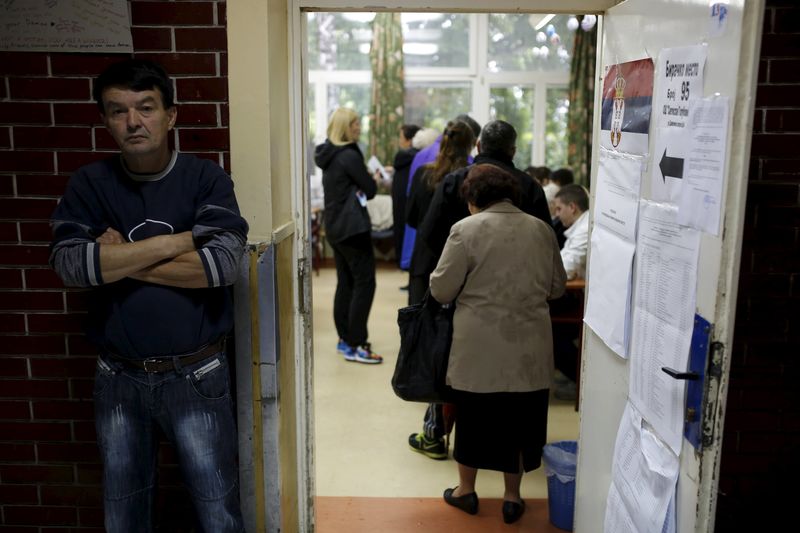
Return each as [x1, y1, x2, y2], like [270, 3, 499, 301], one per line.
[314, 108, 382, 363]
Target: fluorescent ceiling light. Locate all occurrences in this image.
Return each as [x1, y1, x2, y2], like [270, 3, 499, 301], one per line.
[402, 13, 444, 24]
[533, 14, 556, 30]
[403, 42, 439, 55]
[342, 13, 376, 23]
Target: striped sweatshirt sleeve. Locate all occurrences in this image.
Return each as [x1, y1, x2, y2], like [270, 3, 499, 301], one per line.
[49, 173, 107, 288]
[193, 169, 249, 288]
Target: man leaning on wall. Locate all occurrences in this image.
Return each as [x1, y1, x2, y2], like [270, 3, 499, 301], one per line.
[49, 59, 248, 532]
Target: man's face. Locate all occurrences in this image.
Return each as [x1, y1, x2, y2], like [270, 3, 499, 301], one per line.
[101, 86, 176, 165]
[554, 197, 578, 228]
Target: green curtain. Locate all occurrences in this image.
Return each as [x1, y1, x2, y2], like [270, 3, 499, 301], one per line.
[566, 16, 598, 188]
[369, 13, 405, 167]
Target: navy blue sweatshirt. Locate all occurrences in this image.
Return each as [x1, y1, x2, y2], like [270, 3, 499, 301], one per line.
[50, 153, 249, 359]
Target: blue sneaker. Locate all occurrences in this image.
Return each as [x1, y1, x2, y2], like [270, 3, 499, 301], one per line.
[355, 344, 382, 364]
[341, 344, 358, 362]
[336, 339, 349, 354]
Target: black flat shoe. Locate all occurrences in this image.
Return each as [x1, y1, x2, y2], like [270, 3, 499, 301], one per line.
[502, 499, 525, 524]
[443, 487, 479, 515]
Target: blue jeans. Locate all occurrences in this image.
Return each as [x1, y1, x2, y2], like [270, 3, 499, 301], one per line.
[93, 351, 245, 533]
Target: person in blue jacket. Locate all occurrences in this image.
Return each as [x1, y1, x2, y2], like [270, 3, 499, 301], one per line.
[399, 114, 481, 272]
[314, 107, 383, 364]
[49, 59, 247, 532]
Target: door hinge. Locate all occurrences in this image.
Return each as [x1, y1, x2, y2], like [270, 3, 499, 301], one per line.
[298, 257, 310, 316]
[701, 341, 725, 448]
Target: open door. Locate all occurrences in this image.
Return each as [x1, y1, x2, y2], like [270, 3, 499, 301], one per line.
[576, 1, 763, 532]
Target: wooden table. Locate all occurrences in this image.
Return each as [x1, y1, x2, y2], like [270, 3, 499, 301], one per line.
[551, 279, 586, 410]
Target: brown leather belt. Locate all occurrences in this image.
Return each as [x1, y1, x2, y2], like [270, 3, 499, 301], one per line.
[107, 339, 225, 373]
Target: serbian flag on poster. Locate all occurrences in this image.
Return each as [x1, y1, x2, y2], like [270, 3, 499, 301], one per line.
[600, 58, 655, 156]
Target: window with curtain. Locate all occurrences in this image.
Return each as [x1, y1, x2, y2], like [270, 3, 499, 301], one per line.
[308, 12, 594, 169]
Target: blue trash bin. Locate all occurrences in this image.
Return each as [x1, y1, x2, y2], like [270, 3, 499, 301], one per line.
[542, 440, 578, 531]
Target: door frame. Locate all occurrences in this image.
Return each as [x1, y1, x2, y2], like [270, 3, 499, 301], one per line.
[286, 2, 615, 530]
[229, 1, 636, 530]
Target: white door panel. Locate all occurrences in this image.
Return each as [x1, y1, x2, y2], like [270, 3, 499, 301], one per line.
[576, 1, 763, 532]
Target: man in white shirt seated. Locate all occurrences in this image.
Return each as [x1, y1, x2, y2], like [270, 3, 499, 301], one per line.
[553, 184, 589, 280]
[551, 184, 589, 400]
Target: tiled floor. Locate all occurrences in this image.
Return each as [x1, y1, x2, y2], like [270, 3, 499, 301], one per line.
[312, 267, 579, 530]
[315, 496, 568, 533]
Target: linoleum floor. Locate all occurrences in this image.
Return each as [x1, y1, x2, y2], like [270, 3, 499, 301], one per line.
[312, 266, 579, 531]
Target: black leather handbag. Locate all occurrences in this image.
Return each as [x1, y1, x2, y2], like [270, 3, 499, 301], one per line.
[391, 290, 455, 403]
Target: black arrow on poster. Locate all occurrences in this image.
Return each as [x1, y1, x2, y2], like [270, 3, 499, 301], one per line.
[659, 148, 684, 182]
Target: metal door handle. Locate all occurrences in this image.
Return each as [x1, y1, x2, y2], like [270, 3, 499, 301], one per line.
[661, 366, 700, 380]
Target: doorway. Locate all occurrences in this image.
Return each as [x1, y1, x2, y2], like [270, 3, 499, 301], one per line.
[226, 1, 763, 531]
[303, 5, 589, 527]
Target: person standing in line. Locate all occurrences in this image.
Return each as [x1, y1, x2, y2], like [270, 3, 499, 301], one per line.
[389, 124, 421, 270]
[398, 114, 481, 272]
[407, 119, 551, 461]
[314, 107, 383, 364]
[405, 120, 475, 306]
[430, 164, 566, 524]
[418, 120, 551, 260]
[49, 59, 247, 532]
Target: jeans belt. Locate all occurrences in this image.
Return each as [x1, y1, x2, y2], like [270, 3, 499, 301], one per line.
[107, 339, 225, 374]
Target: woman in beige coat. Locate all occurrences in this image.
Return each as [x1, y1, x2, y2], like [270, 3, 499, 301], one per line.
[430, 164, 566, 524]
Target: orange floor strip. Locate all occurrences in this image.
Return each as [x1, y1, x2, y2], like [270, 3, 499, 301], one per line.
[315, 496, 568, 533]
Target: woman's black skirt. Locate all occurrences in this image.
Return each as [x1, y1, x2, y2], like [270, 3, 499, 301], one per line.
[451, 388, 549, 474]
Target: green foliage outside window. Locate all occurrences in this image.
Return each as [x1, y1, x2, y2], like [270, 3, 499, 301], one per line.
[327, 84, 371, 143]
[403, 14, 470, 69]
[546, 87, 569, 169]
[490, 85, 535, 170]
[404, 83, 472, 133]
[488, 14, 575, 72]
[308, 13, 372, 70]
[307, 13, 470, 71]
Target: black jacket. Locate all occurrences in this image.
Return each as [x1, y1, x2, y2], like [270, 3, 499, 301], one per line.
[315, 140, 377, 243]
[417, 152, 551, 273]
[390, 148, 418, 242]
[405, 165, 440, 276]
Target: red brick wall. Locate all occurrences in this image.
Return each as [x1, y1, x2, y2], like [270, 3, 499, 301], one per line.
[0, 1, 229, 529]
[716, 1, 800, 530]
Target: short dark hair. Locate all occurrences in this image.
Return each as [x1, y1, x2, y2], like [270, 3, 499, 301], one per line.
[93, 59, 175, 113]
[454, 114, 481, 139]
[478, 120, 516, 157]
[461, 164, 521, 209]
[555, 184, 589, 212]
[401, 124, 421, 142]
[551, 168, 575, 186]
[525, 165, 551, 184]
